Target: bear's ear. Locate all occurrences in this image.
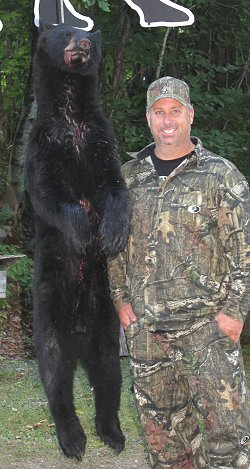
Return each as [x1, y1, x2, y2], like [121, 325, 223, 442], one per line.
[92, 30, 101, 48]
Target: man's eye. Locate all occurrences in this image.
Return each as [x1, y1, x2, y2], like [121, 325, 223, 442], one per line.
[172, 109, 180, 114]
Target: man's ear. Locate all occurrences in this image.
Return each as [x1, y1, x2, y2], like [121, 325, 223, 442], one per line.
[189, 106, 194, 125]
[146, 111, 151, 128]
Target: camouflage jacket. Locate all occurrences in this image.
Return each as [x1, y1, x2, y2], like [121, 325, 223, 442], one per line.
[108, 137, 250, 331]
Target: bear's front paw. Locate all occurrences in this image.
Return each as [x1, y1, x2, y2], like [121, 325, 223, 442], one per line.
[99, 220, 130, 257]
[62, 203, 95, 253]
[76, 223, 95, 251]
[64, 215, 95, 254]
[65, 226, 94, 255]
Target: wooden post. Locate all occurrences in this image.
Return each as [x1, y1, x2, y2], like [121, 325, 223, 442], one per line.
[0, 255, 26, 298]
[0, 270, 7, 298]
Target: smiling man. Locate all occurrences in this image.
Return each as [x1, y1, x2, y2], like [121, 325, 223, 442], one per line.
[147, 98, 194, 149]
[109, 77, 250, 468]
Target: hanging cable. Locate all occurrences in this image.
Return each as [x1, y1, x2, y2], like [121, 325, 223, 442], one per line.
[56, 0, 64, 23]
[60, 0, 65, 23]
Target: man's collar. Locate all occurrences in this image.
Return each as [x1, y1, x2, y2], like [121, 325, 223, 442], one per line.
[137, 137, 200, 162]
[137, 142, 155, 161]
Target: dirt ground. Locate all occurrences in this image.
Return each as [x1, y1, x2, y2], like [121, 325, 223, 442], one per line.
[0, 439, 150, 469]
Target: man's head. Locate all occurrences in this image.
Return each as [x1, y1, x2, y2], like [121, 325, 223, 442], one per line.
[146, 77, 194, 155]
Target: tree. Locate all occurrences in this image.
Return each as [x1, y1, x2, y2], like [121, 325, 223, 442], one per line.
[0, 1, 32, 218]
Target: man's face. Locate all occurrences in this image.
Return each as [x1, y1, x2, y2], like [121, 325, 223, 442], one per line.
[146, 98, 194, 149]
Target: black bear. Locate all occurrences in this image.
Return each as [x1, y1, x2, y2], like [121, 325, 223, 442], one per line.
[24, 24, 131, 461]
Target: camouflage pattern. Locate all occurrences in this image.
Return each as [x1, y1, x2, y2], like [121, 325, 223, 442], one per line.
[109, 137, 250, 329]
[108, 137, 250, 468]
[125, 321, 249, 468]
[147, 77, 191, 110]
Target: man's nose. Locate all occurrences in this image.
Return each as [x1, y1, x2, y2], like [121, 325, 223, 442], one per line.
[162, 113, 172, 125]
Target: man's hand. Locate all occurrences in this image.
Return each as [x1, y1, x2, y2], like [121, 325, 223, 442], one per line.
[118, 303, 138, 330]
[215, 311, 243, 342]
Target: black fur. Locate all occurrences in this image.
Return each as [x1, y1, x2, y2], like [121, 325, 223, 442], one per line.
[24, 24, 130, 461]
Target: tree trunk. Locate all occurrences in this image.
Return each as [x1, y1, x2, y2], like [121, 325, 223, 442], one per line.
[155, 28, 171, 80]
[0, 80, 8, 201]
[3, 26, 38, 218]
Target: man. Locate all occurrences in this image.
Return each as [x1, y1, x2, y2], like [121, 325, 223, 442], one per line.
[108, 77, 250, 469]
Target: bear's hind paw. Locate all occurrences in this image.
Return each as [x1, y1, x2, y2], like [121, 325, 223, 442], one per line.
[96, 419, 125, 454]
[58, 424, 86, 461]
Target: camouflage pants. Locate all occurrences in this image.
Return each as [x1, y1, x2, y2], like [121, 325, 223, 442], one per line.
[125, 320, 250, 469]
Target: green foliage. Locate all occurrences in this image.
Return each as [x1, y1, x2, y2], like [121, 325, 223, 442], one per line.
[191, 87, 250, 178]
[0, 205, 13, 226]
[0, 1, 31, 143]
[80, 0, 110, 11]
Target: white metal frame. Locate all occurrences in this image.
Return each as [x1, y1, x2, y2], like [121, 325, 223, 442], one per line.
[124, 0, 194, 27]
[34, 0, 94, 31]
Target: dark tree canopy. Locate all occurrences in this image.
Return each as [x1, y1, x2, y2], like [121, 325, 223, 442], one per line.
[0, 0, 249, 172]
[0, 0, 249, 346]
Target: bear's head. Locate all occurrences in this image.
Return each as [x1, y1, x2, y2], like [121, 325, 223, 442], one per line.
[37, 24, 102, 75]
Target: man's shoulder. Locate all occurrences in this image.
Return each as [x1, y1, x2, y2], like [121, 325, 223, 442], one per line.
[121, 144, 153, 178]
[121, 156, 140, 174]
[196, 139, 245, 178]
[201, 148, 235, 170]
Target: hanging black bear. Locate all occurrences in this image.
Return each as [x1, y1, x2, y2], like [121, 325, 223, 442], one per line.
[24, 17, 131, 461]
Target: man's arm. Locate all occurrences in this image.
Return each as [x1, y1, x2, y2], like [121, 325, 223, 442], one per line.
[108, 249, 138, 329]
[216, 166, 250, 340]
[108, 158, 139, 328]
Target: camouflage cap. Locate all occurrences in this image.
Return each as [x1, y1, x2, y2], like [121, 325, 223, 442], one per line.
[146, 76, 191, 111]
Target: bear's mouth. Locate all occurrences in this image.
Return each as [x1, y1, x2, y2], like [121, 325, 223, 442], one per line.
[64, 50, 90, 66]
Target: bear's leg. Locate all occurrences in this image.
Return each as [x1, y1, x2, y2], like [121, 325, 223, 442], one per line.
[84, 334, 125, 454]
[34, 324, 86, 461]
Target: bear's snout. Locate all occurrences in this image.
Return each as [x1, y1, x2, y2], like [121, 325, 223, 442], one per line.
[64, 37, 92, 66]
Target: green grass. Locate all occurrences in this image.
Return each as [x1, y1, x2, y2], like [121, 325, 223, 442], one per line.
[0, 357, 143, 458]
[242, 344, 250, 373]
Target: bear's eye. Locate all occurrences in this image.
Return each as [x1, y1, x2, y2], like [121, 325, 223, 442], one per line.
[65, 32, 72, 39]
